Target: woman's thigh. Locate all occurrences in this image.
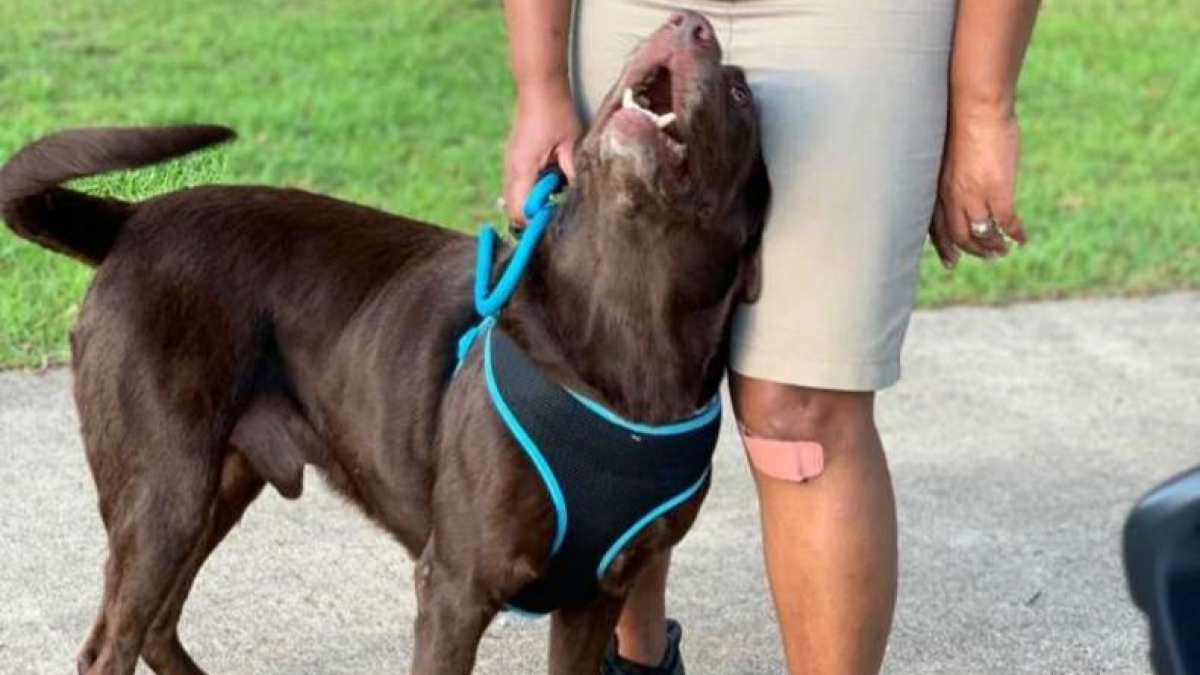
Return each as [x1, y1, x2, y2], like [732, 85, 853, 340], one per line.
[727, 0, 956, 392]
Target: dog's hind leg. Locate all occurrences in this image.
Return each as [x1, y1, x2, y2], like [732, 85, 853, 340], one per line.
[77, 553, 118, 675]
[139, 450, 264, 675]
[141, 393, 321, 675]
[77, 433, 220, 675]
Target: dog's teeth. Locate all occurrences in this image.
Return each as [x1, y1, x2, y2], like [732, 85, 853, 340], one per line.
[623, 88, 654, 116]
[622, 87, 676, 130]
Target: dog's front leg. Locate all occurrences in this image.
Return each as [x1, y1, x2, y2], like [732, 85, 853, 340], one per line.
[410, 535, 500, 675]
[547, 596, 625, 675]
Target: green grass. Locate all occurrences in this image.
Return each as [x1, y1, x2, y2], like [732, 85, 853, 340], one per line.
[0, 0, 1196, 367]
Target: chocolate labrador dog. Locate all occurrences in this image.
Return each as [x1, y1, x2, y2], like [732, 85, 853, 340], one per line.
[0, 11, 767, 675]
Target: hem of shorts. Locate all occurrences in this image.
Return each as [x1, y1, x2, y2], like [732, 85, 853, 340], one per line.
[729, 342, 901, 393]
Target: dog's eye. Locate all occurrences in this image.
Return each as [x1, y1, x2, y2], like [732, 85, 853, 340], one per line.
[730, 84, 751, 107]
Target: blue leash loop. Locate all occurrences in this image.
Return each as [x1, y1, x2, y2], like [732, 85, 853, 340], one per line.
[457, 168, 565, 364]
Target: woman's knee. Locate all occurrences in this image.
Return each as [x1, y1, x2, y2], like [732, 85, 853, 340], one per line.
[731, 373, 877, 481]
[732, 373, 874, 439]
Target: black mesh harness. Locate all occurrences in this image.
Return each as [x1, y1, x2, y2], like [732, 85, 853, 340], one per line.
[470, 320, 721, 615]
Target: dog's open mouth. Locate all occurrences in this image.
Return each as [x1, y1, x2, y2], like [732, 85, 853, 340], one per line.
[602, 64, 689, 178]
[621, 66, 683, 146]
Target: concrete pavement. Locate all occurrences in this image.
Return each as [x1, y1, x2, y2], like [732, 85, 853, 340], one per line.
[1, 293, 1196, 674]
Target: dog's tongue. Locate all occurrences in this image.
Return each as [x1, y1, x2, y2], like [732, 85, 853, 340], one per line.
[608, 107, 658, 139]
[605, 108, 687, 176]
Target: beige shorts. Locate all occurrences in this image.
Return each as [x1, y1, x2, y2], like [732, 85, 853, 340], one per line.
[572, 0, 956, 391]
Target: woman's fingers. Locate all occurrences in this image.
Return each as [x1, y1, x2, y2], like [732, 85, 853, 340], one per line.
[943, 189, 994, 259]
[988, 192, 1027, 246]
[1004, 214, 1027, 246]
[502, 90, 582, 228]
[978, 220, 1009, 256]
[503, 159, 537, 226]
[935, 108, 1027, 264]
[554, 142, 577, 183]
[505, 140, 573, 227]
[968, 203, 1010, 257]
[503, 128, 550, 226]
[929, 201, 958, 268]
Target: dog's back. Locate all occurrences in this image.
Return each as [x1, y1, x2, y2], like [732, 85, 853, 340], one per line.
[0, 125, 461, 283]
[0, 126, 474, 407]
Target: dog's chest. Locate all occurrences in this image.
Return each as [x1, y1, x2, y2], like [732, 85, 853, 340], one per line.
[475, 325, 720, 614]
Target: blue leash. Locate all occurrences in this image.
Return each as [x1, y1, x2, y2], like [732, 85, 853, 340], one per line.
[457, 168, 566, 364]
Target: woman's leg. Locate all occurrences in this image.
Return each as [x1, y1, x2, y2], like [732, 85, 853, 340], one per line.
[733, 374, 897, 675]
[724, 2, 955, 666]
[614, 376, 900, 675]
[613, 553, 671, 664]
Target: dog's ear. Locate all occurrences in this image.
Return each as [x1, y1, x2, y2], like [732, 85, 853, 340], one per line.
[736, 151, 771, 303]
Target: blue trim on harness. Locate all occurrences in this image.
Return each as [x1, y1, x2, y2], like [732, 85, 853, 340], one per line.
[595, 467, 712, 580]
[482, 322, 569, 555]
[455, 317, 491, 370]
[566, 389, 721, 437]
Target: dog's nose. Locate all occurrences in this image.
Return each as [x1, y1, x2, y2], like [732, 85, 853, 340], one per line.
[667, 11, 714, 47]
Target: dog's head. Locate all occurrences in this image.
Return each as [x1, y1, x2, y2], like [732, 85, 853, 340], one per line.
[570, 11, 770, 301]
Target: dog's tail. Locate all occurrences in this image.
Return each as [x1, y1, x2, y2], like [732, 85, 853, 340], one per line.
[0, 125, 236, 266]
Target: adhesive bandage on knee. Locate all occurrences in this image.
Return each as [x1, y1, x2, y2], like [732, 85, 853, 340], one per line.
[738, 427, 825, 482]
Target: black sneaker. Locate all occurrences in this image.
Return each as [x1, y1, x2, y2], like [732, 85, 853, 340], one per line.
[601, 619, 686, 675]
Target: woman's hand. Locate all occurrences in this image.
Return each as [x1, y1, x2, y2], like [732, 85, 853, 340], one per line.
[503, 85, 582, 227]
[931, 0, 1041, 268]
[929, 105, 1028, 268]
